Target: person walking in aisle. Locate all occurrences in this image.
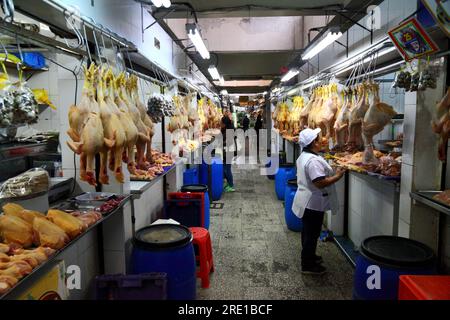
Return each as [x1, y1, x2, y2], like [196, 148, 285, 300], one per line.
[242, 115, 250, 132]
[221, 109, 235, 193]
[254, 113, 263, 162]
[292, 128, 346, 275]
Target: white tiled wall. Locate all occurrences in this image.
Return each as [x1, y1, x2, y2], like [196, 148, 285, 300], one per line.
[348, 173, 398, 248]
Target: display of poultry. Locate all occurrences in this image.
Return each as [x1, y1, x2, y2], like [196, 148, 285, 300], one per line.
[275, 102, 289, 133]
[431, 88, 450, 161]
[362, 83, 397, 164]
[299, 91, 315, 130]
[67, 63, 110, 186]
[315, 84, 341, 142]
[32, 217, 70, 250]
[287, 96, 304, 136]
[0, 215, 34, 248]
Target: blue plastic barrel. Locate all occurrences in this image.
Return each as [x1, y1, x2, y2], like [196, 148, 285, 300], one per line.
[284, 179, 302, 232]
[353, 236, 436, 300]
[181, 184, 210, 230]
[275, 164, 296, 201]
[199, 160, 208, 185]
[211, 156, 223, 201]
[131, 225, 196, 300]
[183, 168, 199, 185]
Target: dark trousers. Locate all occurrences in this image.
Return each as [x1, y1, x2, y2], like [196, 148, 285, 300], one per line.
[301, 208, 325, 267]
[224, 163, 234, 187]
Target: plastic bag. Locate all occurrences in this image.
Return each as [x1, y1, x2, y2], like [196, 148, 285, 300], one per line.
[392, 70, 411, 89]
[0, 168, 49, 200]
[0, 71, 15, 128]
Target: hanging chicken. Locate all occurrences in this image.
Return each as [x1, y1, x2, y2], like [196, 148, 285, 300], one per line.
[432, 88, 450, 162]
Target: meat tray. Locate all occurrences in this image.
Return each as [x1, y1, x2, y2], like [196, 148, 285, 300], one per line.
[410, 191, 450, 216]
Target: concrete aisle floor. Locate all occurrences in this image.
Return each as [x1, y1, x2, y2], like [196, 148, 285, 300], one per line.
[197, 165, 355, 300]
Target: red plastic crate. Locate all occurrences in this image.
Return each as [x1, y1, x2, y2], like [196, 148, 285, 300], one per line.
[399, 276, 450, 300]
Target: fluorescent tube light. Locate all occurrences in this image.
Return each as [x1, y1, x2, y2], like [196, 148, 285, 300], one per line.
[335, 46, 398, 76]
[161, 0, 171, 8]
[208, 66, 220, 80]
[302, 30, 343, 61]
[281, 69, 300, 82]
[151, 0, 163, 7]
[186, 24, 210, 60]
[219, 76, 225, 85]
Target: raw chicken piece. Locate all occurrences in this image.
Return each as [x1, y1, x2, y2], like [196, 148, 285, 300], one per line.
[0, 274, 18, 294]
[46, 210, 86, 239]
[0, 253, 9, 262]
[348, 84, 370, 150]
[0, 215, 34, 248]
[362, 84, 397, 164]
[0, 244, 10, 254]
[3, 203, 44, 225]
[0, 261, 32, 279]
[72, 211, 102, 228]
[316, 84, 341, 142]
[32, 217, 70, 250]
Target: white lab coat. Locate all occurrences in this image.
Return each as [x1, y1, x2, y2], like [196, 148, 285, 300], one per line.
[292, 151, 340, 219]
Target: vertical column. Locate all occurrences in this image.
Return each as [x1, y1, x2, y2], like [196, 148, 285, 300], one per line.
[399, 58, 446, 253]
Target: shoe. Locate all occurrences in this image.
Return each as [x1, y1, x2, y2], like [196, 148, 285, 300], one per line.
[301, 264, 327, 275]
[314, 255, 323, 264]
[224, 185, 236, 193]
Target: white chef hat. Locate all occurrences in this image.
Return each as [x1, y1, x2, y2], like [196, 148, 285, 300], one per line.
[299, 128, 322, 152]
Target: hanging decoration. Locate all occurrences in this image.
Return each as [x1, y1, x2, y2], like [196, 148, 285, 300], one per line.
[388, 17, 439, 61]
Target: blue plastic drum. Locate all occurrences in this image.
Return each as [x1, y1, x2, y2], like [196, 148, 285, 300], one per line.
[284, 179, 302, 232]
[131, 225, 197, 300]
[211, 156, 224, 201]
[181, 184, 210, 230]
[353, 236, 436, 300]
[183, 168, 199, 186]
[275, 164, 296, 201]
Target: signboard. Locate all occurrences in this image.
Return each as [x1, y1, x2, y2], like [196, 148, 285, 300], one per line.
[388, 17, 439, 61]
[420, 0, 450, 36]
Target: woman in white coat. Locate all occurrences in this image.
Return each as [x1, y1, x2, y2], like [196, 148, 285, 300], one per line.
[292, 128, 346, 275]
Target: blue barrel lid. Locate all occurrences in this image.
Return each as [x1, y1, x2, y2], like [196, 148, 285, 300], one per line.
[361, 236, 436, 268]
[288, 179, 297, 186]
[181, 184, 208, 193]
[133, 224, 193, 250]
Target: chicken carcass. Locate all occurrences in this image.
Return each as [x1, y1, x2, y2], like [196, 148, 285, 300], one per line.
[32, 217, 70, 250]
[67, 64, 111, 186]
[3, 203, 44, 225]
[113, 73, 139, 174]
[46, 209, 86, 239]
[334, 89, 352, 149]
[67, 64, 96, 143]
[431, 88, 450, 161]
[316, 84, 341, 142]
[348, 84, 370, 150]
[0, 215, 34, 248]
[97, 67, 127, 184]
[362, 84, 397, 164]
[300, 91, 316, 130]
[129, 75, 155, 164]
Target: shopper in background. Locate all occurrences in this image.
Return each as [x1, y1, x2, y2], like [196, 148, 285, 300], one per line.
[254, 113, 263, 161]
[221, 109, 235, 193]
[292, 128, 346, 275]
[242, 115, 250, 132]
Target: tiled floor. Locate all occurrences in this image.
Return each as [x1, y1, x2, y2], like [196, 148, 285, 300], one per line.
[197, 165, 355, 300]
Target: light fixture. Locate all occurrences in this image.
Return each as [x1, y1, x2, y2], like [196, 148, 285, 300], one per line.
[281, 69, 300, 83]
[220, 90, 228, 95]
[219, 76, 225, 85]
[186, 24, 210, 60]
[335, 46, 398, 76]
[208, 66, 220, 80]
[151, 0, 163, 7]
[161, 0, 171, 8]
[302, 29, 343, 61]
